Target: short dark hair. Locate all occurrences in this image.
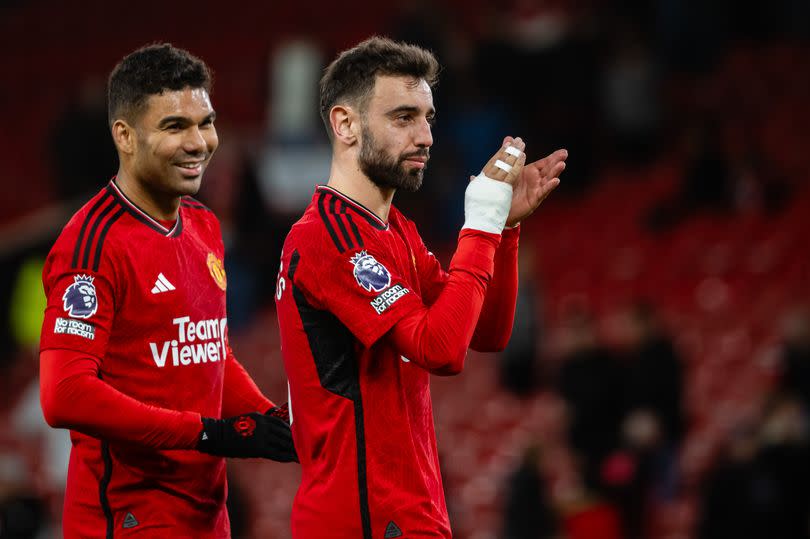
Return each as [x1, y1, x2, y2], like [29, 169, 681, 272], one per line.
[319, 36, 440, 139]
[107, 43, 212, 127]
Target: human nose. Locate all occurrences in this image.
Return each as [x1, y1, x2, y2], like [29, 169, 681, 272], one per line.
[414, 117, 433, 148]
[183, 126, 208, 154]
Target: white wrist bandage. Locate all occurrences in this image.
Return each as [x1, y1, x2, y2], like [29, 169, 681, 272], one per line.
[462, 173, 513, 234]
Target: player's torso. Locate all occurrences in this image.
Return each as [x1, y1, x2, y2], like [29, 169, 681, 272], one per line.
[101, 207, 228, 415]
[276, 187, 449, 538]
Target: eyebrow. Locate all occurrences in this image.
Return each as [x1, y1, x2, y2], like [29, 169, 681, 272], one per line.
[157, 111, 216, 128]
[386, 105, 435, 116]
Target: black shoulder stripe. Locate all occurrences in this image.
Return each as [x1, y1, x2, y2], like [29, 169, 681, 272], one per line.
[181, 197, 212, 212]
[92, 207, 125, 271]
[72, 190, 113, 268]
[81, 199, 118, 270]
[331, 197, 355, 251]
[317, 192, 346, 253]
[342, 207, 364, 249]
[344, 201, 387, 230]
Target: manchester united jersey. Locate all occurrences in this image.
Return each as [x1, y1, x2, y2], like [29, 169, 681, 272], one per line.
[40, 180, 233, 538]
[275, 186, 455, 538]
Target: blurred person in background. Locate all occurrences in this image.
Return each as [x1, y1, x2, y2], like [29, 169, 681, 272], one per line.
[275, 36, 567, 538]
[556, 303, 625, 496]
[604, 300, 685, 538]
[777, 304, 810, 415]
[500, 442, 557, 539]
[697, 392, 810, 539]
[646, 116, 734, 231]
[38, 43, 295, 538]
[599, 16, 662, 167]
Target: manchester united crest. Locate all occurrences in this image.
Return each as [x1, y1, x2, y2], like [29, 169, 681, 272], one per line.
[207, 252, 227, 291]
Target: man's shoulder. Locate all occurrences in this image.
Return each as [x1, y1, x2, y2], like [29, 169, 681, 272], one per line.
[179, 195, 221, 234]
[180, 196, 216, 219]
[284, 209, 333, 258]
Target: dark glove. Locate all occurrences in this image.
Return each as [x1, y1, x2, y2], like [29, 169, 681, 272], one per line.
[197, 411, 297, 462]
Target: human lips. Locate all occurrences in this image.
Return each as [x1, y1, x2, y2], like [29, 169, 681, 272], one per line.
[174, 159, 206, 177]
[402, 153, 429, 169]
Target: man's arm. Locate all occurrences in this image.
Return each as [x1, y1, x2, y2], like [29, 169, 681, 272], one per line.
[386, 140, 527, 374]
[387, 228, 501, 375]
[470, 225, 520, 352]
[40, 349, 296, 461]
[39, 349, 202, 448]
[469, 144, 567, 351]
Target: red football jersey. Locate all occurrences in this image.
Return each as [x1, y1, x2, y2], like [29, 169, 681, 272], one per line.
[40, 181, 233, 538]
[276, 186, 457, 538]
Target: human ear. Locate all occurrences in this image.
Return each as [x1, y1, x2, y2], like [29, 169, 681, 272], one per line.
[330, 105, 357, 146]
[111, 119, 136, 155]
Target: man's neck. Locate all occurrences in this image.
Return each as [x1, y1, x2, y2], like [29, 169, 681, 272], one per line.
[115, 170, 180, 221]
[326, 161, 395, 223]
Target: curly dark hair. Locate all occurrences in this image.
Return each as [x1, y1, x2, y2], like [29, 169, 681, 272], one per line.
[319, 36, 440, 140]
[107, 43, 212, 127]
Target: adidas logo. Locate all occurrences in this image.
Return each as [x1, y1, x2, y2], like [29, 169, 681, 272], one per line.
[384, 521, 402, 538]
[201, 431, 209, 441]
[151, 273, 176, 294]
[122, 512, 139, 529]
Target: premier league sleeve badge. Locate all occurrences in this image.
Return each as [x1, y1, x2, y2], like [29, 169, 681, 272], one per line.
[62, 274, 99, 319]
[350, 251, 391, 293]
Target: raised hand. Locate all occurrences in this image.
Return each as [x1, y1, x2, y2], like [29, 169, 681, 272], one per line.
[505, 141, 567, 227]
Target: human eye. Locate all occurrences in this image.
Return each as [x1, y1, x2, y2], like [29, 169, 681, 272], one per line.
[395, 114, 412, 124]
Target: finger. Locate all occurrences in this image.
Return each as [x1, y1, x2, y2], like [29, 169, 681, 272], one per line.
[481, 136, 526, 182]
[545, 161, 566, 182]
[506, 148, 527, 186]
[538, 178, 561, 201]
[541, 149, 569, 177]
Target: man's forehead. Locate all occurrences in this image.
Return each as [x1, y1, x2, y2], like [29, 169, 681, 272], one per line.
[144, 87, 214, 117]
[370, 75, 433, 109]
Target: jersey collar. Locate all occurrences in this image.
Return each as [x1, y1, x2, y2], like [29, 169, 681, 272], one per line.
[109, 180, 183, 237]
[316, 185, 388, 231]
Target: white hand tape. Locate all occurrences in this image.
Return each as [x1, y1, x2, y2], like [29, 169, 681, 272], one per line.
[494, 159, 513, 173]
[462, 173, 513, 234]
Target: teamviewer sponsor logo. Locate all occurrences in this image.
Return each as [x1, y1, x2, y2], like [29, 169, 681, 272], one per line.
[370, 284, 409, 314]
[54, 317, 96, 340]
[149, 316, 228, 368]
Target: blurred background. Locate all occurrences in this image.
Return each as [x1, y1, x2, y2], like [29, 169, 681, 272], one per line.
[0, 0, 809, 537]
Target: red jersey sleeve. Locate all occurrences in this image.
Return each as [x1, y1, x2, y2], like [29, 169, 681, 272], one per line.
[40, 240, 115, 358]
[387, 229, 501, 375]
[39, 349, 202, 448]
[470, 225, 520, 351]
[293, 241, 423, 349]
[408, 221, 519, 352]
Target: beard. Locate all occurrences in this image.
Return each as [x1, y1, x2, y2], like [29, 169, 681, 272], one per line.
[359, 125, 428, 193]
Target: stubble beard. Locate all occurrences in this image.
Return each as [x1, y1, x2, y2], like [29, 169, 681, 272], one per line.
[359, 125, 426, 193]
